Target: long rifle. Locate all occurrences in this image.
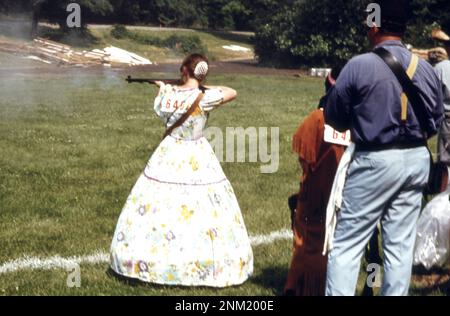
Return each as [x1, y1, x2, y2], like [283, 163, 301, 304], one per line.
[126, 76, 208, 92]
[125, 76, 181, 85]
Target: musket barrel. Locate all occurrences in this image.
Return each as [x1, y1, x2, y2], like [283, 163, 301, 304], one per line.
[125, 76, 207, 92]
[125, 76, 180, 84]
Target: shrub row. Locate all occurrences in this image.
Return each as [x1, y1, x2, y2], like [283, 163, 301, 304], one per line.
[111, 25, 208, 55]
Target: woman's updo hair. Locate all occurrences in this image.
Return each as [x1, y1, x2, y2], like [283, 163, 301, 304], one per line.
[180, 54, 209, 83]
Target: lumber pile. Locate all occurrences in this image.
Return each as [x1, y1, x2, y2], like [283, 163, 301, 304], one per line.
[0, 40, 32, 55]
[0, 37, 152, 67]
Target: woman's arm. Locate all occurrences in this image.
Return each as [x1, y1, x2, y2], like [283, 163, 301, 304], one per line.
[204, 86, 237, 104]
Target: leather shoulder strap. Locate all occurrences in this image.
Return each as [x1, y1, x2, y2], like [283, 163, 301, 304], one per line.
[163, 92, 204, 139]
[373, 47, 431, 137]
[400, 53, 419, 121]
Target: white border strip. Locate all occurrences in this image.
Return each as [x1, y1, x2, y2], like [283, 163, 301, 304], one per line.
[0, 252, 109, 274]
[0, 229, 292, 275]
[250, 229, 292, 247]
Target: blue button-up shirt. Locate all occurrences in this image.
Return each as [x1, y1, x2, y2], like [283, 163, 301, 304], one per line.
[324, 40, 444, 145]
[434, 60, 450, 112]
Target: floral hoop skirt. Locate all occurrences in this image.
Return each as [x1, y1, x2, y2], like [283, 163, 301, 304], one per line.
[110, 136, 254, 287]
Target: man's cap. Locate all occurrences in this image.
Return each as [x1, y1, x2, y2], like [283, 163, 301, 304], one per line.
[371, 0, 410, 34]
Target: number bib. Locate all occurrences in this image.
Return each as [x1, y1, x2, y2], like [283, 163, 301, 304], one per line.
[324, 124, 351, 146]
[160, 90, 198, 114]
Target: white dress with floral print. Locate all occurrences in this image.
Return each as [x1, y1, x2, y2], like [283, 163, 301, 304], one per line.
[110, 84, 254, 287]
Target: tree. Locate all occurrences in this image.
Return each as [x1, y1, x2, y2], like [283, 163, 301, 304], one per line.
[1, 0, 115, 38]
[153, 0, 203, 27]
[0, 0, 275, 32]
[32, 1, 46, 38]
[39, 0, 113, 30]
[110, 0, 154, 24]
[0, 1, 44, 38]
[253, 0, 450, 68]
[243, 0, 280, 31]
[406, 0, 450, 47]
[254, 0, 370, 68]
[200, 0, 244, 30]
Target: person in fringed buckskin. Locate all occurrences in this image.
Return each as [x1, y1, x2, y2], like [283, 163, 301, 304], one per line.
[285, 69, 347, 296]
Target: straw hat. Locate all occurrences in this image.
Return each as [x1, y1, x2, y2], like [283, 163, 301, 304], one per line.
[432, 29, 450, 45]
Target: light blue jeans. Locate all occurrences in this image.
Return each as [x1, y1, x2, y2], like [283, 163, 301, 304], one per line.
[325, 147, 430, 296]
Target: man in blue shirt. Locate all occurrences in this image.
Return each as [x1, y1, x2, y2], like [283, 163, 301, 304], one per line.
[433, 36, 450, 164]
[324, 0, 444, 296]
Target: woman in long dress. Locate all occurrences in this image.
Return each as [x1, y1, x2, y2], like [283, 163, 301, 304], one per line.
[110, 54, 254, 287]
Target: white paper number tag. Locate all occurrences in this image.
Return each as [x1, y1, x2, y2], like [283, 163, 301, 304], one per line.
[324, 124, 351, 146]
[159, 88, 198, 114]
[160, 95, 194, 113]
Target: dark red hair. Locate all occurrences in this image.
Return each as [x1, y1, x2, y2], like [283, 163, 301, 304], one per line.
[180, 54, 209, 83]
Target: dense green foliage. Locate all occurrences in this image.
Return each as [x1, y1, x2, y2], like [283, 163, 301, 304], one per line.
[254, 0, 369, 68]
[0, 0, 273, 30]
[405, 0, 450, 47]
[254, 0, 450, 68]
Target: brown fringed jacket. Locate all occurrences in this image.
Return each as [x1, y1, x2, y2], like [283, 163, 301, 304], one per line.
[285, 109, 345, 296]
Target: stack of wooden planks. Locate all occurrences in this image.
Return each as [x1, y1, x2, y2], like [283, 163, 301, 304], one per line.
[0, 40, 32, 55]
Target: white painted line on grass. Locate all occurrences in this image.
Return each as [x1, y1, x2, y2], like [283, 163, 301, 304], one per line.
[0, 251, 109, 274]
[0, 229, 292, 274]
[250, 229, 292, 247]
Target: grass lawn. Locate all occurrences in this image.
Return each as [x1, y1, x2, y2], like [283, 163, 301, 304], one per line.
[0, 71, 448, 295]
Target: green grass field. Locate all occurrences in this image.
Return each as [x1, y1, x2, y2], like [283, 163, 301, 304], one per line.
[0, 70, 448, 296]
